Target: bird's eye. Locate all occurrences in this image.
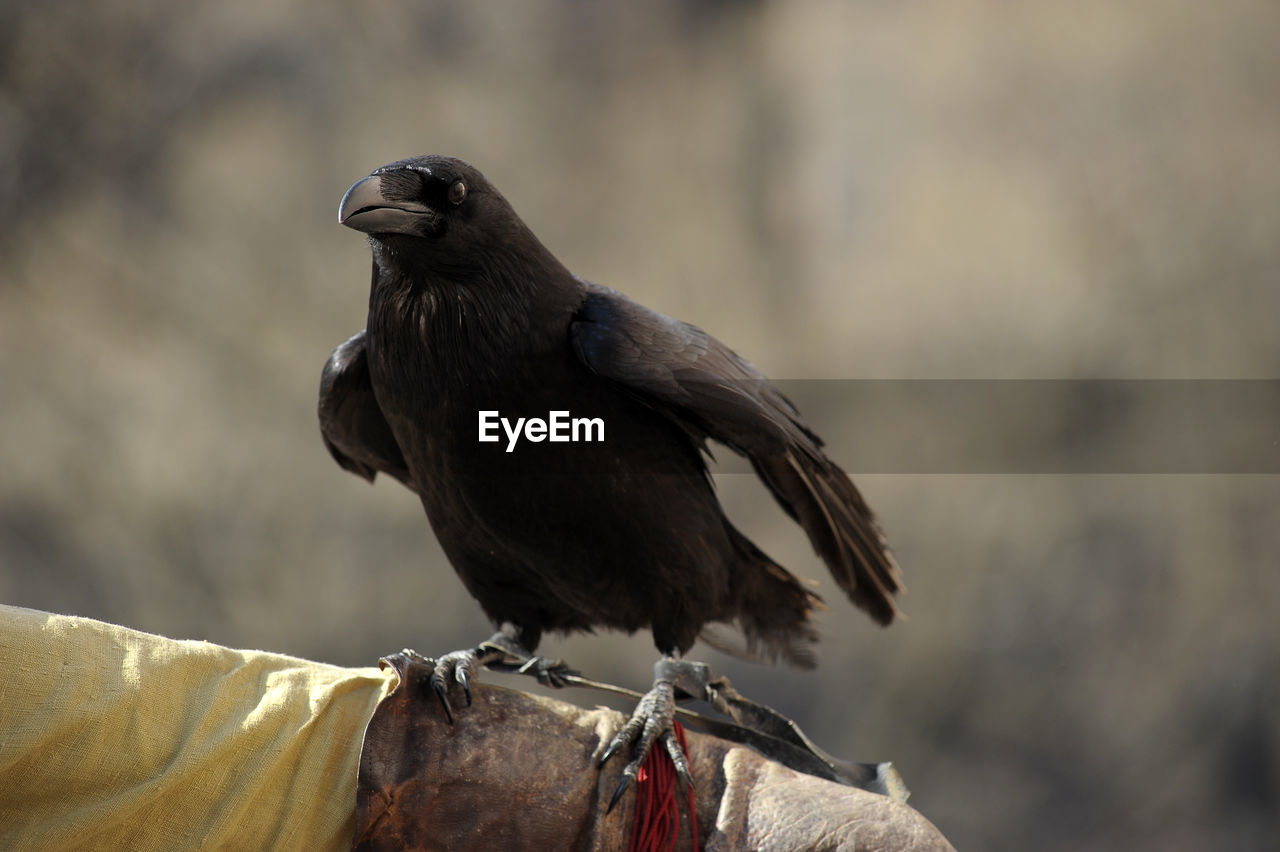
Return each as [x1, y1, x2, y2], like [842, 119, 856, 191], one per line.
[448, 180, 467, 205]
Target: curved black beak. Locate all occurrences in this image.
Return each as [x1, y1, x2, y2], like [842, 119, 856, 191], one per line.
[338, 174, 438, 236]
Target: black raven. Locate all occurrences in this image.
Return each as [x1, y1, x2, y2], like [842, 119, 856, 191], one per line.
[321, 155, 902, 799]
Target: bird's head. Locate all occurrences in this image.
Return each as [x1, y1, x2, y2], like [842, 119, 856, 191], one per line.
[338, 155, 523, 272]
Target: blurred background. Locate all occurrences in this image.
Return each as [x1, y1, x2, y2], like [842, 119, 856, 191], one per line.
[2, 1, 1278, 848]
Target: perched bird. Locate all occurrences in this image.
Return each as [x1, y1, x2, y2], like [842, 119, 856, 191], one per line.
[321, 155, 902, 800]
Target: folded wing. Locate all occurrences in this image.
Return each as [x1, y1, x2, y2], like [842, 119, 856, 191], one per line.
[569, 283, 902, 624]
[318, 330, 415, 491]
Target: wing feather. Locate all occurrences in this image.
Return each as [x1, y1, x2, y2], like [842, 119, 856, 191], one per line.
[570, 283, 902, 624]
[318, 330, 415, 491]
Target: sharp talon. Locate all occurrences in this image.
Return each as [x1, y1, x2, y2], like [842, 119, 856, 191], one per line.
[431, 678, 456, 725]
[606, 773, 633, 814]
[664, 733, 692, 784]
[600, 712, 645, 768]
[456, 668, 472, 706]
[426, 648, 487, 723]
[673, 759, 693, 791]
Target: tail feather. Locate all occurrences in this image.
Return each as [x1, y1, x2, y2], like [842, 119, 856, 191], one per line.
[716, 525, 822, 669]
[752, 448, 903, 626]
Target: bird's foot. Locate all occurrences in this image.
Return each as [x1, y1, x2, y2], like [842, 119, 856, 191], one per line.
[410, 628, 575, 722]
[599, 657, 698, 812]
[478, 634, 578, 688]
[425, 646, 498, 724]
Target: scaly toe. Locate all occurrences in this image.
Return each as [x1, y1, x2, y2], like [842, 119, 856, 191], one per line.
[428, 649, 480, 724]
[517, 656, 579, 688]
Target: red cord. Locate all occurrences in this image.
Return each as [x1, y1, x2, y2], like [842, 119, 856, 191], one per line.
[628, 721, 699, 852]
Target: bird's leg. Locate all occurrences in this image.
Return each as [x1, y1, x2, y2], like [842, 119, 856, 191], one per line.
[599, 656, 701, 812]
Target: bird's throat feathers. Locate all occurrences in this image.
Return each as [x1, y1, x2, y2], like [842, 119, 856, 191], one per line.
[365, 235, 580, 386]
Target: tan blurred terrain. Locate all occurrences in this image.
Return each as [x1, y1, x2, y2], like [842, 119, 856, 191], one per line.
[2, 2, 1278, 849]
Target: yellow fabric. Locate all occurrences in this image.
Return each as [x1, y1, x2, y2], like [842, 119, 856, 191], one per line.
[0, 605, 396, 851]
